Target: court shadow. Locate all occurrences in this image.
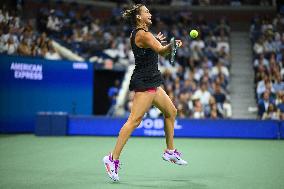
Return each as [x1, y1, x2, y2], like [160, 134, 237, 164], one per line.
[119, 178, 207, 189]
[0, 134, 16, 138]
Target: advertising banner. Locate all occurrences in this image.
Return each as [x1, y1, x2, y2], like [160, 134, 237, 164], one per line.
[68, 116, 279, 139]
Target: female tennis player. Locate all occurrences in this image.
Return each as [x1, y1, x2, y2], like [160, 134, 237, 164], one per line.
[103, 4, 187, 181]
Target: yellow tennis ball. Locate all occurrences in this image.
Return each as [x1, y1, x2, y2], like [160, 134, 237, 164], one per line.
[190, 30, 198, 38]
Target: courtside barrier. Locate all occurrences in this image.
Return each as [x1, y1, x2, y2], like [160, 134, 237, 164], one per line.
[35, 112, 68, 136]
[280, 121, 284, 139]
[68, 116, 280, 139]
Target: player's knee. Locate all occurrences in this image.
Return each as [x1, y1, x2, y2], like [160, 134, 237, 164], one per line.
[128, 116, 143, 127]
[171, 107, 177, 118]
[165, 106, 177, 119]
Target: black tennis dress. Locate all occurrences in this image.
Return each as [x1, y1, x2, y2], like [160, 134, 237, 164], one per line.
[129, 28, 163, 91]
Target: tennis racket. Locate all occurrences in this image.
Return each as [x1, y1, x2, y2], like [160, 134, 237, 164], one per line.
[169, 37, 177, 66]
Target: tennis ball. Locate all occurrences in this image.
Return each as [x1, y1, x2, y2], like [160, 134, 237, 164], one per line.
[190, 30, 198, 38]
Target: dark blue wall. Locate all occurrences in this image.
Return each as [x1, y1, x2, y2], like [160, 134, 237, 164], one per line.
[0, 55, 93, 133]
[280, 121, 284, 139]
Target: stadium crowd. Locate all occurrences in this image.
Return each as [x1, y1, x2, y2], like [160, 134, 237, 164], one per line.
[0, 7, 61, 60]
[250, 13, 284, 120]
[1, 1, 233, 119]
[1, 1, 235, 119]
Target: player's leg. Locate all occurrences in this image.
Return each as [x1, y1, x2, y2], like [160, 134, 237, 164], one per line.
[152, 87, 177, 150]
[112, 90, 156, 159]
[152, 87, 187, 165]
[103, 90, 156, 181]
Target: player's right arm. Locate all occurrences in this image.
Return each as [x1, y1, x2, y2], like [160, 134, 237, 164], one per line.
[135, 30, 181, 57]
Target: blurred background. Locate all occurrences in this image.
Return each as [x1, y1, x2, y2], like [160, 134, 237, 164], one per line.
[0, 0, 283, 134]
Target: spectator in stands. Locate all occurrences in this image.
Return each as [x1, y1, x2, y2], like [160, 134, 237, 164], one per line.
[124, 100, 133, 117]
[18, 37, 31, 56]
[273, 74, 284, 92]
[201, 56, 213, 69]
[123, 91, 135, 117]
[44, 41, 61, 60]
[192, 98, 205, 119]
[176, 103, 186, 118]
[216, 31, 230, 54]
[262, 103, 280, 120]
[269, 63, 281, 82]
[210, 109, 219, 119]
[277, 94, 284, 120]
[215, 74, 229, 93]
[253, 37, 265, 55]
[36, 32, 48, 47]
[218, 46, 230, 67]
[263, 35, 275, 55]
[204, 96, 220, 118]
[213, 84, 226, 104]
[176, 92, 191, 117]
[107, 80, 120, 116]
[46, 9, 62, 32]
[258, 90, 275, 118]
[0, 29, 5, 53]
[212, 61, 230, 79]
[39, 45, 48, 57]
[3, 36, 18, 55]
[1, 26, 10, 45]
[254, 53, 269, 68]
[190, 37, 205, 52]
[193, 82, 212, 107]
[256, 74, 273, 99]
[215, 18, 230, 36]
[210, 103, 223, 119]
[275, 91, 283, 105]
[108, 80, 120, 101]
[273, 32, 282, 52]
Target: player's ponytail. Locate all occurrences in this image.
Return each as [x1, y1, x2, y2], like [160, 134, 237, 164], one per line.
[122, 4, 144, 26]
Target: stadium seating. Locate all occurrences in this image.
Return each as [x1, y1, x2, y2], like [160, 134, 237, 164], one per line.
[250, 14, 284, 120]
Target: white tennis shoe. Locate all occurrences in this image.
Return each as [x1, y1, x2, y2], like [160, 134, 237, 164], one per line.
[162, 149, 188, 165]
[103, 153, 120, 181]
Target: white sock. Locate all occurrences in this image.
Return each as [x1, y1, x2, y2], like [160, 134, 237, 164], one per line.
[167, 149, 175, 154]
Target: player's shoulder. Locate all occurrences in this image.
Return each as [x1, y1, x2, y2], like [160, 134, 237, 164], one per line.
[136, 29, 148, 36]
[136, 29, 153, 40]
